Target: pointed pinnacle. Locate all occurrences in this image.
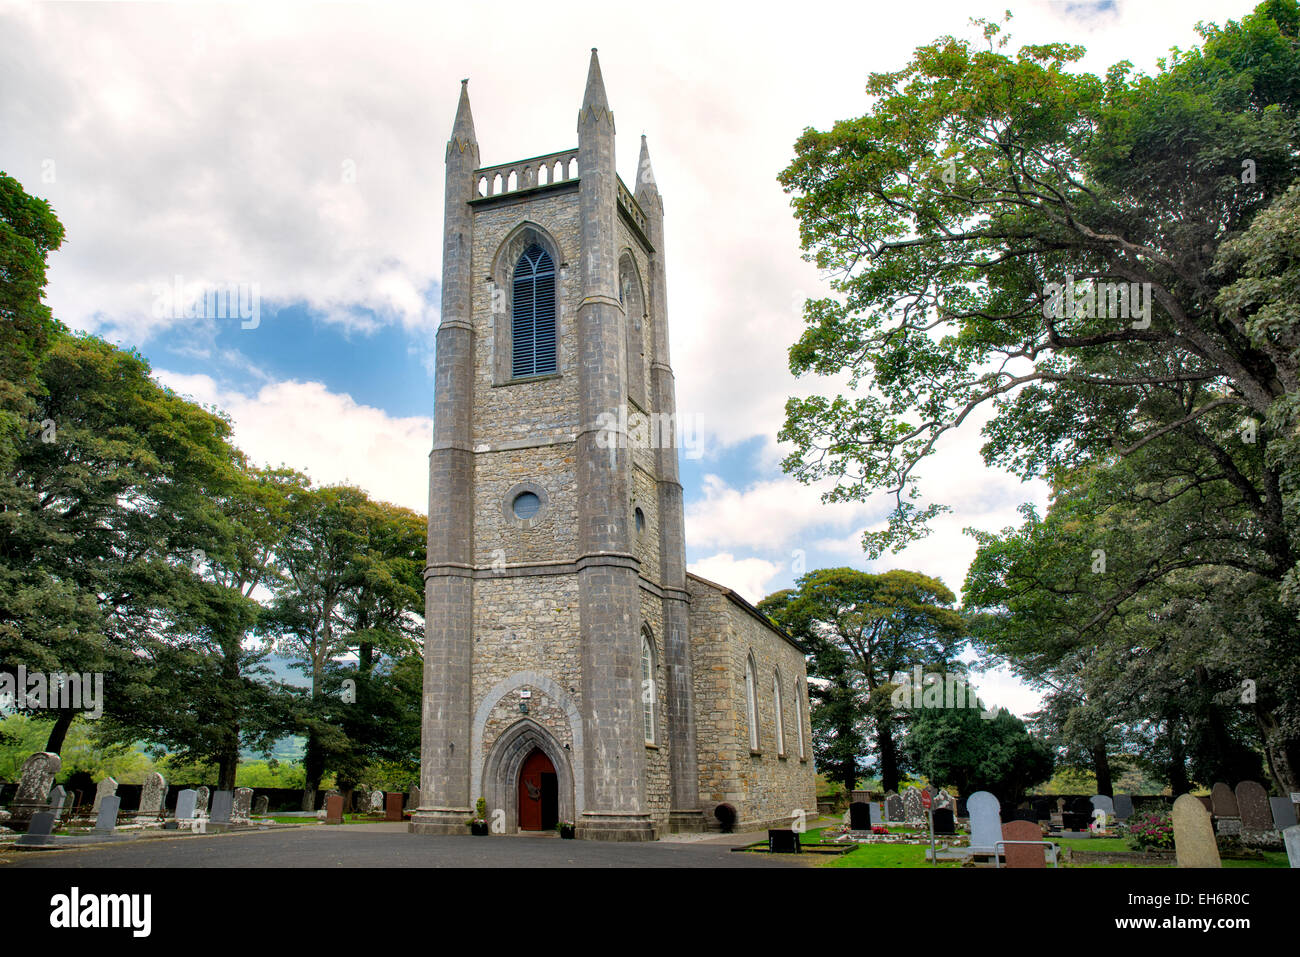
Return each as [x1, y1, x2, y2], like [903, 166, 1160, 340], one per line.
[451, 78, 476, 146]
[582, 47, 609, 113]
[636, 134, 659, 200]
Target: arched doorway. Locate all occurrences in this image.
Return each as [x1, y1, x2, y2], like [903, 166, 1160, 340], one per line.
[518, 748, 558, 831]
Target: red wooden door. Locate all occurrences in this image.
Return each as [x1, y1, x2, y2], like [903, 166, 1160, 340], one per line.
[518, 749, 555, 831]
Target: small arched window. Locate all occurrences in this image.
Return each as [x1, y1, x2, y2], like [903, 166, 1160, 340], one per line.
[744, 655, 759, 752]
[512, 244, 557, 378]
[641, 629, 656, 744]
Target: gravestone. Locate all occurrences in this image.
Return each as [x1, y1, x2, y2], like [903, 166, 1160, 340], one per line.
[369, 789, 384, 813]
[768, 829, 801, 854]
[253, 795, 269, 817]
[175, 789, 197, 821]
[354, 790, 371, 814]
[1062, 812, 1090, 831]
[1172, 793, 1221, 868]
[967, 791, 1001, 852]
[385, 792, 404, 822]
[1114, 794, 1134, 820]
[884, 792, 903, 823]
[955, 796, 968, 819]
[49, 785, 67, 822]
[1090, 794, 1115, 817]
[1285, 825, 1300, 868]
[10, 751, 61, 829]
[933, 807, 955, 835]
[93, 776, 118, 815]
[325, 794, 344, 825]
[903, 788, 923, 822]
[322, 788, 340, 810]
[15, 811, 57, 846]
[232, 787, 253, 823]
[849, 801, 871, 830]
[94, 795, 121, 833]
[1270, 797, 1298, 830]
[139, 771, 167, 820]
[406, 786, 420, 810]
[934, 789, 953, 811]
[195, 786, 210, 817]
[1234, 781, 1272, 831]
[1001, 819, 1046, 868]
[210, 790, 233, 824]
[1210, 782, 1237, 815]
[868, 802, 883, 826]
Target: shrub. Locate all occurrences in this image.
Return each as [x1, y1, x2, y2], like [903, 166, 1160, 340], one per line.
[1124, 810, 1174, 851]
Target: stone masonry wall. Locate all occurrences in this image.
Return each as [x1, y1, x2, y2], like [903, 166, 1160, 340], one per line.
[688, 576, 817, 832]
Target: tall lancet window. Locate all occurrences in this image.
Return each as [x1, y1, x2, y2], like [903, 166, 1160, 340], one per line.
[512, 244, 557, 378]
[744, 655, 759, 752]
[773, 670, 786, 756]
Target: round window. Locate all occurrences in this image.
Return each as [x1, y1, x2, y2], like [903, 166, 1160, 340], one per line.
[513, 491, 542, 520]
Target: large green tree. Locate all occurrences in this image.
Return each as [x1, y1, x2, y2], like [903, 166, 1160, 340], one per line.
[760, 568, 965, 791]
[777, 0, 1300, 791]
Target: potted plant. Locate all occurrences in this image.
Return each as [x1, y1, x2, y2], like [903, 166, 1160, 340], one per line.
[467, 797, 490, 835]
[557, 820, 575, 839]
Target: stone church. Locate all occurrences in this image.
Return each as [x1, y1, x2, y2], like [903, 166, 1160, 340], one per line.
[411, 51, 816, 841]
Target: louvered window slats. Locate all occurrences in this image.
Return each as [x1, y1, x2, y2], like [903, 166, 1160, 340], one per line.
[511, 244, 557, 378]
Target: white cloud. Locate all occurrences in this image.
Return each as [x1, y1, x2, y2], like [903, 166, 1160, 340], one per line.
[155, 370, 431, 513]
[688, 553, 781, 606]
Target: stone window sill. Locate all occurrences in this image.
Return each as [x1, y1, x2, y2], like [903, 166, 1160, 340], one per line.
[644, 742, 659, 751]
[495, 372, 562, 387]
[777, 753, 788, 761]
[750, 749, 762, 757]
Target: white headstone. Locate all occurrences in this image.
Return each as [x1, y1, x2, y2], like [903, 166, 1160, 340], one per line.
[1284, 824, 1300, 868]
[967, 791, 1002, 852]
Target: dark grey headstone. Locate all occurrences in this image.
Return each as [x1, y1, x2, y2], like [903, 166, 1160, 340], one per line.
[884, 792, 903, 822]
[94, 795, 120, 833]
[868, 802, 883, 826]
[15, 811, 57, 846]
[933, 807, 955, 834]
[1235, 781, 1272, 831]
[210, 790, 233, 823]
[1270, 797, 1298, 830]
[253, 794, 269, 816]
[1114, 794, 1134, 820]
[175, 788, 197, 820]
[49, 785, 67, 821]
[1090, 794, 1114, 816]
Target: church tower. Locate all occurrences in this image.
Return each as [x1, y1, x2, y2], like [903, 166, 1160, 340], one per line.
[412, 51, 703, 840]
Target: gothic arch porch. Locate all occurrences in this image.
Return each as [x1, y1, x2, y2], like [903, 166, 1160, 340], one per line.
[481, 718, 577, 834]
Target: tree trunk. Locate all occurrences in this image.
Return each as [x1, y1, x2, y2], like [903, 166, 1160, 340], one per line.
[1167, 716, 1190, 795]
[43, 708, 77, 754]
[217, 736, 240, 791]
[877, 717, 899, 792]
[1091, 741, 1113, 796]
[301, 734, 325, 811]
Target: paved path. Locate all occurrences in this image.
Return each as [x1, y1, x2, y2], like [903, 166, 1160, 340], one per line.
[0, 824, 812, 868]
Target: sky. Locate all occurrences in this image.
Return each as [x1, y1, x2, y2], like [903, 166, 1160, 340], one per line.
[0, 0, 1261, 717]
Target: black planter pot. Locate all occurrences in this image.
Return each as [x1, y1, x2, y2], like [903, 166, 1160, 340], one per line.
[470, 821, 490, 836]
[559, 825, 575, 839]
